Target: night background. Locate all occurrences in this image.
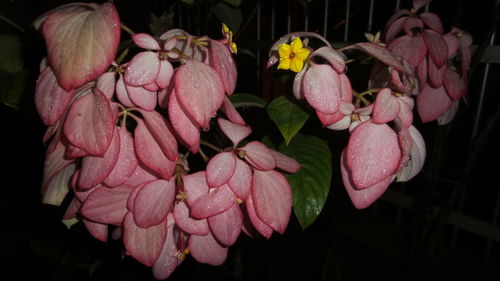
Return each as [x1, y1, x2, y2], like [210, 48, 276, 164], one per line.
[1, 0, 500, 280]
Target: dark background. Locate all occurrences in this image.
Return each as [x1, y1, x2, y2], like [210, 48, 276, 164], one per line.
[1, 0, 500, 280]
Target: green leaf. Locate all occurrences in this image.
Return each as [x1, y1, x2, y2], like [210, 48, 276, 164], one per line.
[278, 135, 332, 229]
[266, 96, 309, 144]
[0, 70, 28, 110]
[212, 2, 242, 33]
[229, 93, 267, 108]
[0, 34, 23, 73]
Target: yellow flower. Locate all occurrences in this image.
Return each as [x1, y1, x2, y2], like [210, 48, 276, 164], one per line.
[222, 23, 237, 54]
[277, 37, 310, 72]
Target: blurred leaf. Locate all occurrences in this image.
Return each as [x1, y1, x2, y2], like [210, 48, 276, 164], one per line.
[267, 96, 309, 144]
[223, 0, 241, 7]
[212, 2, 242, 33]
[149, 11, 175, 36]
[278, 135, 332, 229]
[0, 69, 29, 110]
[229, 93, 267, 108]
[0, 34, 23, 73]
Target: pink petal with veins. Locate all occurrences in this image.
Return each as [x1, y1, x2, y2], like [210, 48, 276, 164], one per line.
[190, 185, 236, 219]
[397, 126, 426, 182]
[372, 88, 400, 124]
[116, 74, 136, 107]
[125, 51, 160, 87]
[123, 212, 167, 267]
[83, 219, 108, 242]
[132, 33, 161, 50]
[242, 141, 276, 171]
[403, 17, 424, 36]
[35, 67, 73, 126]
[443, 33, 459, 59]
[189, 231, 228, 265]
[168, 91, 200, 153]
[303, 64, 341, 115]
[173, 201, 209, 235]
[140, 110, 178, 161]
[175, 59, 225, 129]
[152, 214, 182, 280]
[155, 60, 174, 89]
[208, 203, 242, 246]
[209, 39, 237, 95]
[416, 84, 452, 123]
[81, 185, 133, 225]
[444, 69, 467, 100]
[78, 126, 120, 189]
[420, 12, 443, 34]
[42, 163, 76, 206]
[221, 97, 246, 125]
[251, 170, 292, 234]
[133, 179, 175, 228]
[182, 171, 210, 206]
[428, 57, 446, 87]
[64, 89, 115, 156]
[346, 121, 401, 189]
[310, 47, 346, 73]
[206, 152, 237, 187]
[388, 35, 427, 67]
[245, 193, 273, 238]
[104, 127, 138, 187]
[270, 150, 300, 173]
[384, 16, 407, 43]
[218, 118, 251, 147]
[96, 72, 116, 99]
[126, 84, 157, 111]
[227, 158, 252, 199]
[124, 164, 158, 187]
[423, 29, 448, 68]
[397, 98, 414, 128]
[341, 150, 394, 209]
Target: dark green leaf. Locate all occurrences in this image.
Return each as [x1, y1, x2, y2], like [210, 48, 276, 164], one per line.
[0, 70, 28, 110]
[212, 2, 242, 33]
[266, 96, 309, 144]
[0, 34, 23, 73]
[229, 93, 267, 108]
[278, 134, 332, 229]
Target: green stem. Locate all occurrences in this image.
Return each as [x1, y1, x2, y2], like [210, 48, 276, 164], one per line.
[120, 23, 135, 36]
[0, 14, 25, 33]
[352, 90, 371, 106]
[198, 147, 209, 162]
[115, 48, 129, 65]
[200, 140, 222, 152]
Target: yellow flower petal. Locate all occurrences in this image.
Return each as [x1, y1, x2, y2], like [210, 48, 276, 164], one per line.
[278, 57, 291, 70]
[295, 48, 310, 61]
[230, 42, 238, 54]
[278, 44, 291, 59]
[222, 23, 230, 33]
[290, 37, 303, 53]
[290, 58, 304, 72]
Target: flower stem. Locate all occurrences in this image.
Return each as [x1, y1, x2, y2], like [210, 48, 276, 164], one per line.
[200, 141, 221, 152]
[120, 23, 135, 36]
[115, 48, 129, 65]
[352, 90, 371, 106]
[0, 14, 24, 33]
[198, 147, 209, 162]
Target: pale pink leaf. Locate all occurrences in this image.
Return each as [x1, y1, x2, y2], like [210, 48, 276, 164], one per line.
[423, 29, 448, 68]
[152, 214, 182, 279]
[126, 84, 157, 111]
[125, 51, 160, 87]
[397, 97, 414, 128]
[83, 219, 108, 242]
[208, 203, 242, 246]
[182, 171, 210, 206]
[443, 33, 459, 59]
[341, 150, 394, 209]
[428, 56, 446, 87]
[206, 152, 237, 187]
[269, 150, 300, 173]
[124, 164, 159, 187]
[155, 60, 174, 89]
[227, 159, 252, 199]
[190, 185, 236, 219]
[189, 231, 228, 266]
[35, 67, 73, 126]
[316, 110, 344, 127]
[420, 12, 443, 34]
[134, 179, 175, 228]
[346, 42, 410, 73]
[139, 110, 178, 161]
[123, 212, 167, 267]
[96, 72, 116, 99]
[132, 33, 161, 50]
[42, 138, 75, 195]
[303, 64, 341, 114]
[42, 3, 120, 91]
[168, 90, 200, 153]
[116, 74, 136, 107]
[397, 126, 426, 182]
[384, 16, 407, 43]
[388, 35, 427, 67]
[209, 39, 237, 95]
[251, 170, 292, 234]
[78, 126, 120, 189]
[242, 141, 276, 171]
[372, 88, 400, 124]
[245, 193, 273, 238]
[218, 118, 251, 147]
[81, 185, 134, 225]
[221, 97, 246, 126]
[416, 84, 452, 123]
[346, 121, 401, 189]
[444, 69, 467, 100]
[63, 89, 115, 156]
[175, 59, 225, 129]
[309, 47, 345, 73]
[104, 127, 138, 187]
[173, 201, 209, 235]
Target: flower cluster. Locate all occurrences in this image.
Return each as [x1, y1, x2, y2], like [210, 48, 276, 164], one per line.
[35, 2, 299, 279]
[267, 0, 470, 209]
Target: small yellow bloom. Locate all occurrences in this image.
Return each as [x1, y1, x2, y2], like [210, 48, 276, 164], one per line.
[277, 37, 310, 72]
[222, 23, 237, 54]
